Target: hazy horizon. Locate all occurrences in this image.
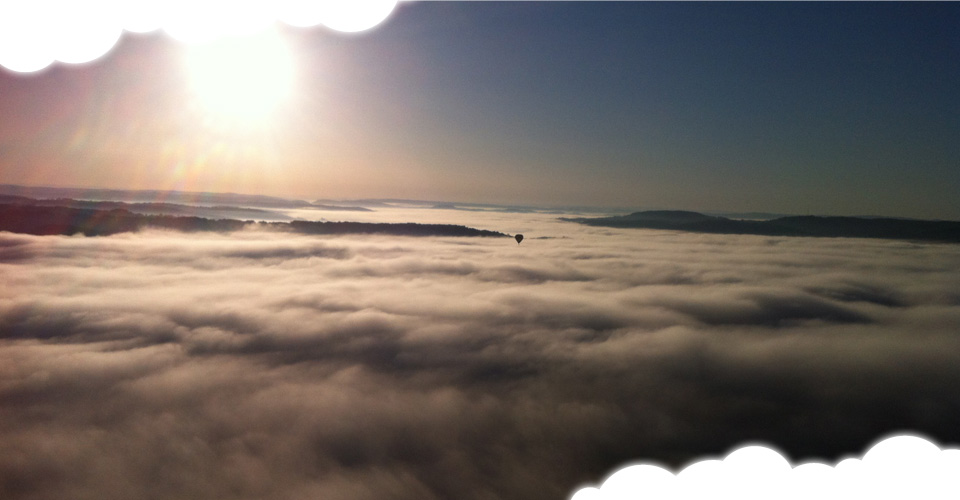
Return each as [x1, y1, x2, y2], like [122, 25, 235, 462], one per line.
[2, 2, 958, 219]
[6, 181, 960, 222]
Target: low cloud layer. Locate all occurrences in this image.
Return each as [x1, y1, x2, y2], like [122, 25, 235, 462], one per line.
[2, 215, 960, 499]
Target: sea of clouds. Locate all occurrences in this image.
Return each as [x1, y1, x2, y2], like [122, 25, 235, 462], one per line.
[2, 208, 959, 499]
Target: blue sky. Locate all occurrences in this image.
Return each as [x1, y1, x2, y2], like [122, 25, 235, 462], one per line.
[1, 2, 958, 218]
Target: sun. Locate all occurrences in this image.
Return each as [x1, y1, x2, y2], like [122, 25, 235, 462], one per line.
[183, 29, 295, 125]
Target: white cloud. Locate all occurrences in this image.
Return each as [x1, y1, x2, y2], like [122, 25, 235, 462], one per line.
[570, 435, 960, 500]
[0, 0, 399, 73]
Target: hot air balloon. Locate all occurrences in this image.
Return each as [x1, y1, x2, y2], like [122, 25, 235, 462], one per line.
[515, 234, 524, 245]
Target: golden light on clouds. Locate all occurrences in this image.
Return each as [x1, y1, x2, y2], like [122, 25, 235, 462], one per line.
[182, 29, 295, 126]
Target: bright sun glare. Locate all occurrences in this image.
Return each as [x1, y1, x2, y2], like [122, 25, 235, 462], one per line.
[183, 29, 295, 125]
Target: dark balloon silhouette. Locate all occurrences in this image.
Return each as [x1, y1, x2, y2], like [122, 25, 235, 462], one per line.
[515, 234, 524, 244]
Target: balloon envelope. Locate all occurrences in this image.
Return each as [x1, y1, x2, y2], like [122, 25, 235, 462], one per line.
[515, 234, 524, 244]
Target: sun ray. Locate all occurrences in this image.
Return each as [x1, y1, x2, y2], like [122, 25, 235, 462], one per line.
[182, 28, 295, 127]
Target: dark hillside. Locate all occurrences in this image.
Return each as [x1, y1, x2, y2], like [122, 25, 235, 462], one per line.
[564, 211, 960, 243]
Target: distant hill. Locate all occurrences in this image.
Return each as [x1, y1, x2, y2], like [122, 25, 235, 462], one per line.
[0, 184, 380, 212]
[0, 203, 508, 238]
[0, 194, 293, 221]
[314, 199, 400, 208]
[306, 204, 374, 212]
[314, 198, 621, 215]
[614, 210, 722, 224]
[0, 184, 314, 209]
[563, 210, 960, 243]
[708, 211, 790, 221]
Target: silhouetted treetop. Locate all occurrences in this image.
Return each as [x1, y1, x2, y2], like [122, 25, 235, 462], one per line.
[0, 202, 508, 238]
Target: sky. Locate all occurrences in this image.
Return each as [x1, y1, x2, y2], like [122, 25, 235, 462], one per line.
[1, 2, 958, 219]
